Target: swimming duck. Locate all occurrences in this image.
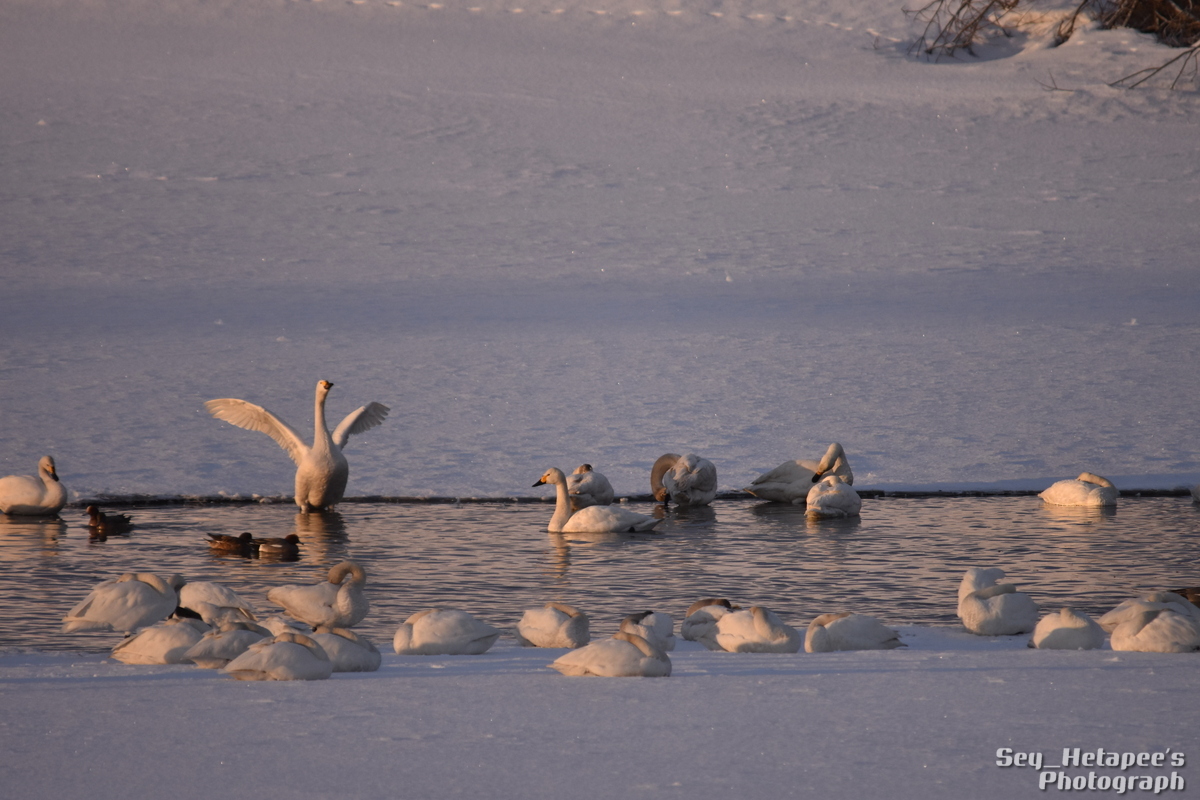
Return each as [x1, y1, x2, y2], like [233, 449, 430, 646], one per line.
[804, 475, 862, 519]
[311, 626, 382, 671]
[549, 631, 672, 677]
[680, 598, 738, 642]
[392, 608, 502, 655]
[618, 610, 676, 651]
[207, 532, 255, 555]
[62, 572, 185, 634]
[651, 453, 718, 507]
[1039, 472, 1118, 507]
[110, 617, 210, 665]
[222, 632, 333, 681]
[743, 443, 853, 504]
[184, 621, 271, 669]
[84, 505, 133, 535]
[566, 465, 614, 511]
[252, 533, 301, 559]
[1029, 608, 1106, 650]
[534, 468, 660, 533]
[515, 602, 590, 648]
[705, 606, 801, 653]
[804, 612, 902, 652]
[205, 380, 389, 513]
[266, 561, 369, 628]
[0, 456, 67, 516]
[956, 568, 1040, 636]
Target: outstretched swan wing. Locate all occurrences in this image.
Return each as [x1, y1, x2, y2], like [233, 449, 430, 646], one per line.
[205, 398, 308, 465]
[331, 402, 390, 448]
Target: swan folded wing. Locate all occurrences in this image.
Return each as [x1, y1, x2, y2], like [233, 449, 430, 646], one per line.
[331, 402, 390, 448]
[204, 398, 308, 465]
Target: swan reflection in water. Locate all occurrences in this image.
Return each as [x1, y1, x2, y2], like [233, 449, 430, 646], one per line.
[289, 511, 349, 562]
[0, 514, 65, 560]
[1037, 502, 1118, 525]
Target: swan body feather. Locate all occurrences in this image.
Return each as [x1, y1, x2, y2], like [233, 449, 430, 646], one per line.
[707, 606, 801, 653]
[1029, 608, 1106, 650]
[549, 631, 671, 677]
[0, 456, 67, 516]
[1039, 472, 1118, 507]
[618, 610, 676, 652]
[651, 453, 718, 506]
[805, 612, 902, 653]
[311, 626, 382, 671]
[957, 568, 1040, 636]
[110, 617, 209, 665]
[178, 581, 257, 626]
[266, 561, 369, 628]
[743, 443, 852, 504]
[534, 468, 660, 533]
[680, 598, 736, 642]
[1098, 592, 1200, 633]
[515, 602, 590, 648]
[392, 608, 502, 655]
[1109, 609, 1200, 653]
[805, 475, 862, 519]
[184, 622, 270, 669]
[566, 465, 614, 510]
[222, 632, 333, 681]
[62, 572, 185, 634]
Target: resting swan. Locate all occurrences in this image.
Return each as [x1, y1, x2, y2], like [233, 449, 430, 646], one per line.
[222, 632, 333, 681]
[680, 598, 738, 642]
[743, 443, 852, 504]
[704, 606, 801, 653]
[0, 456, 67, 516]
[534, 468, 660, 533]
[804, 612, 902, 652]
[311, 626, 382, 671]
[651, 453, 718, 507]
[957, 568, 1040, 636]
[62, 572, 185, 634]
[184, 621, 270, 669]
[618, 610, 676, 652]
[1039, 472, 1118, 507]
[205, 380, 389, 512]
[515, 602, 591, 648]
[566, 464, 614, 510]
[1029, 608, 1105, 650]
[392, 608, 502, 655]
[805, 475, 861, 519]
[178, 581, 257, 626]
[549, 631, 672, 677]
[1109, 608, 1200, 653]
[110, 617, 209, 665]
[266, 561, 369, 628]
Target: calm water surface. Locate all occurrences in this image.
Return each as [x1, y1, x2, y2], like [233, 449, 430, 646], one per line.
[2, 496, 1198, 653]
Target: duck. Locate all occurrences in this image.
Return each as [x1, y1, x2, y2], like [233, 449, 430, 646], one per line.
[549, 631, 672, 677]
[1109, 608, 1200, 653]
[0, 456, 67, 516]
[743, 443, 853, 504]
[84, 505, 133, 535]
[704, 606, 802, 653]
[515, 602, 590, 648]
[533, 468, 660, 533]
[184, 621, 271, 669]
[207, 532, 255, 555]
[266, 561, 369, 628]
[62, 572, 185, 634]
[566, 465, 614, 511]
[1039, 472, 1118, 507]
[222, 632, 333, 681]
[680, 598, 738, 642]
[1098, 591, 1200, 632]
[1029, 608, 1106, 650]
[392, 608, 502, 655]
[109, 617, 210, 665]
[178, 581, 257, 626]
[956, 568, 1040, 636]
[311, 626, 382, 672]
[650, 453, 718, 507]
[252, 533, 301, 559]
[618, 610, 676, 651]
[205, 380, 389, 513]
[804, 612, 902, 652]
[804, 475, 861, 519]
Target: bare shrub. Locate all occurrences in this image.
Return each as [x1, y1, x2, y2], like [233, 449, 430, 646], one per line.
[906, 0, 1024, 57]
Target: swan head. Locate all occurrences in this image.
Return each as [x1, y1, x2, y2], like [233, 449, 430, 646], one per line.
[327, 560, 366, 586]
[39, 455, 59, 480]
[533, 468, 567, 488]
[812, 442, 846, 482]
[573, 464, 593, 474]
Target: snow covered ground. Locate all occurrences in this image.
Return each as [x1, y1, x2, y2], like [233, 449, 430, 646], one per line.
[1, 0, 1198, 797]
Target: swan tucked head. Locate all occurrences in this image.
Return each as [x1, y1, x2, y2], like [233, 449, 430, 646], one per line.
[685, 597, 735, 617]
[573, 464, 594, 474]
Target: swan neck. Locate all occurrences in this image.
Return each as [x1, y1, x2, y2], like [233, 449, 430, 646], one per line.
[549, 477, 573, 532]
[314, 386, 332, 446]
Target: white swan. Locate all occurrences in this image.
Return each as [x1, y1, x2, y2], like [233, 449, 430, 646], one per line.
[110, 617, 210, 665]
[1029, 608, 1105, 650]
[743, 443, 853, 504]
[178, 581, 257, 626]
[956, 568, 1040, 636]
[392, 608, 502, 655]
[0, 456, 67, 516]
[1039, 472, 1118, 507]
[549, 631, 672, 677]
[805, 475, 861, 519]
[222, 632, 333, 681]
[651, 453, 718, 507]
[804, 612, 902, 653]
[618, 610, 676, 652]
[515, 602, 590, 648]
[1097, 591, 1200, 633]
[62, 572, 185, 634]
[705, 606, 801, 653]
[266, 561, 369, 628]
[205, 380, 389, 512]
[311, 626, 382, 671]
[566, 464, 614, 511]
[184, 621, 270, 669]
[1110, 608, 1200, 653]
[533, 468, 660, 533]
[680, 598, 737, 642]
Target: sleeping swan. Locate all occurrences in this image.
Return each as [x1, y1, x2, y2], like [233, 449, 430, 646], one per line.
[957, 568, 1040, 636]
[62, 572, 185, 634]
[651, 453, 718, 507]
[1029, 608, 1105, 650]
[0, 456, 67, 516]
[205, 380, 389, 512]
[222, 632, 333, 681]
[392, 608, 502, 655]
[1039, 472, 1118, 507]
[743, 443, 853, 504]
[804, 612, 902, 652]
[704, 606, 801, 653]
[549, 631, 672, 677]
[515, 602, 591, 648]
[566, 464, 614, 510]
[266, 561, 369, 628]
[805, 475, 861, 519]
[534, 468, 660, 533]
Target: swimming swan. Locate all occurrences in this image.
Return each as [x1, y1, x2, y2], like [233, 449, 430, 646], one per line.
[956, 568, 1040, 636]
[706, 606, 801, 653]
[804, 612, 902, 652]
[805, 475, 861, 519]
[1039, 472, 1118, 507]
[680, 598, 737, 642]
[205, 380, 389, 512]
[311, 626, 382, 671]
[549, 631, 672, 677]
[1029, 608, 1105, 650]
[743, 443, 853, 504]
[392, 608, 502, 655]
[651, 453, 718, 507]
[0, 456, 67, 516]
[62, 572, 185, 634]
[110, 617, 210, 665]
[266, 561, 369, 628]
[222, 632, 333, 681]
[618, 610, 676, 651]
[515, 602, 591, 648]
[566, 465, 614, 510]
[534, 468, 660, 533]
